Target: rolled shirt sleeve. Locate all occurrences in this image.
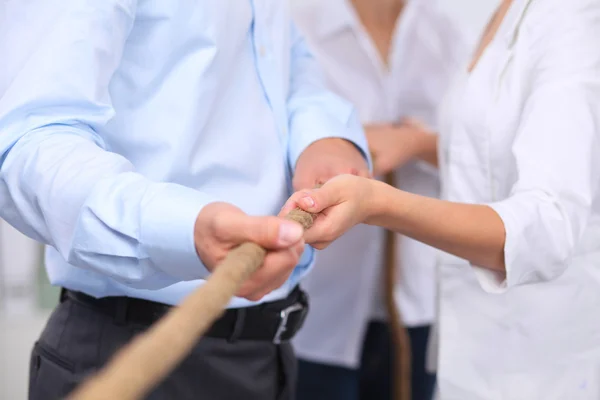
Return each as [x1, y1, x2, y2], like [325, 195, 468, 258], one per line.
[0, 0, 214, 288]
[475, 1, 600, 292]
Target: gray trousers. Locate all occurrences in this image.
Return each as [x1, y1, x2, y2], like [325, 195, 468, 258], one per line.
[28, 296, 297, 400]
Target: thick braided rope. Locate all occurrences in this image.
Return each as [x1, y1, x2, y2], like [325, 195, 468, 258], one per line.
[67, 207, 317, 400]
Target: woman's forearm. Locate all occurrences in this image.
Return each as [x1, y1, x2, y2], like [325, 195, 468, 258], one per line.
[367, 180, 506, 272]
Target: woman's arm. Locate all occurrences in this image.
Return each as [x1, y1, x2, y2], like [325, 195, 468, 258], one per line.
[281, 175, 506, 272]
[369, 180, 504, 271]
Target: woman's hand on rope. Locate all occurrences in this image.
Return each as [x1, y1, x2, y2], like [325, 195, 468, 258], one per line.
[293, 137, 370, 191]
[195, 202, 305, 301]
[280, 174, 373, 250]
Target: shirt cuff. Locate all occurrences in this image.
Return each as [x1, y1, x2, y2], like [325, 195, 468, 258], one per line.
[464, 201, 516, 294]
[140, 183, 216, 281]
[288, 107, 372, 172]
[289, 243, 316, 282]
[471, 267, 508, 294]
[470, 196, 532, 294]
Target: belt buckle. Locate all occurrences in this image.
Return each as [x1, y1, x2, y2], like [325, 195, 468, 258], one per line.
[273, 302, 307, 344]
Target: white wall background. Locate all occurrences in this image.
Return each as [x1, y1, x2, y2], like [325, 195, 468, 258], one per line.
[0, 222, 47, 400]
[0, 1, 499, 398]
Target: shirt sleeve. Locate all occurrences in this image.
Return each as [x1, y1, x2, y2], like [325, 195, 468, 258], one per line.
[0, 1, 214, 289]
[286, 22, 372, 171]
[477, 0, 600, 293]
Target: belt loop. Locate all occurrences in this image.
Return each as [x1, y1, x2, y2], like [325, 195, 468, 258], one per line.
[227, 308, 247, 343]
[114, 298, 129, 326]
[59, 288, 68, 303]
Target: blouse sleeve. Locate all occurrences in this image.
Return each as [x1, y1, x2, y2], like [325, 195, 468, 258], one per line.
[477, 0, 600, 293]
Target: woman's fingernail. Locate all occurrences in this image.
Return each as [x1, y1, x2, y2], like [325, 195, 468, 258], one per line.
[279, 222, 304, 245]
[301, 197, 315, 208]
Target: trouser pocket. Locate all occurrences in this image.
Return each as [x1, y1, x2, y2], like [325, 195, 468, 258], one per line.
[29, 341, 84, 400]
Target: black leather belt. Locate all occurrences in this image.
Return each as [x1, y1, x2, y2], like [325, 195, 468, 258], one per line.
[60, 286, 309, 343]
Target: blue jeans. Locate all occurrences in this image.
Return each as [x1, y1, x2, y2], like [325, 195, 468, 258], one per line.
[296, 322, 436, 400]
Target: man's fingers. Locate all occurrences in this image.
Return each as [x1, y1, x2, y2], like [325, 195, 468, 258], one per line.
[218, 214, 304, 249]
[310, 240, 333, 251]
[373, 165, 387, 177]
[357, 167, 372, 178]
[303, 217, 336, 246]
[236, 241, 304, 300]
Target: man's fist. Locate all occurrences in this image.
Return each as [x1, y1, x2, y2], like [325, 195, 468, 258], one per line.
[293, 138, 369, 191]
[194, 202, 305, 301]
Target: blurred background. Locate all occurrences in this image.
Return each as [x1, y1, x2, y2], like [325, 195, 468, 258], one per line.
[0, 1, 498, 398]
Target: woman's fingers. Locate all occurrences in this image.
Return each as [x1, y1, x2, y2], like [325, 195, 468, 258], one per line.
[279, 190, 313, 216]
[292, 180, 345, 213]
[281, 174, 367, 218]
[279, 174, 369, 249]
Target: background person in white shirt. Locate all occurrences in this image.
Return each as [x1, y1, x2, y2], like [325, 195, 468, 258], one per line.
[285, 0, 600, 398]
[292, 0, 465, 399]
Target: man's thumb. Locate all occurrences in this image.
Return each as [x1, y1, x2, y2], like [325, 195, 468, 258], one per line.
[240, 216, 304, 249]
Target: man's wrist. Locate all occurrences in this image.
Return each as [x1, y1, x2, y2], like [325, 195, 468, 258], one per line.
[322, 137, 365, 158]
[140, 183, 215, 281]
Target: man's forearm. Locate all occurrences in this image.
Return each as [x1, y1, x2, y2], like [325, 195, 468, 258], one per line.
[0, 128, 212, 288]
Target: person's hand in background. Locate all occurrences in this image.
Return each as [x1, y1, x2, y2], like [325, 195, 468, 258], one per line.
[293, 138, 370, 191]
[195, 202, 305, 301]
[367, 118, 438, 176]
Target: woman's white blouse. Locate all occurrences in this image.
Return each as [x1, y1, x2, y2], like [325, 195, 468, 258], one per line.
[439, 0, 600, 292]
[434, 0, 600, 397]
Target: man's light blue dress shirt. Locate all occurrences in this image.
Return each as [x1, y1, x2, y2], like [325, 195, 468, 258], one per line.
[0, 1, 369, 307]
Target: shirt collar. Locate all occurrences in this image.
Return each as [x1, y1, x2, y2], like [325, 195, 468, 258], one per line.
[313, 0, 436, 41]
[313, 0, 356, 40]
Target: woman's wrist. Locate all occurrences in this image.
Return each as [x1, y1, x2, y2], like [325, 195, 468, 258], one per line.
[364, 179, 404, 227]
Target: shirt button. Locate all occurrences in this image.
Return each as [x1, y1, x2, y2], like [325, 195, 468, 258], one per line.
[259, 46, 266, 57]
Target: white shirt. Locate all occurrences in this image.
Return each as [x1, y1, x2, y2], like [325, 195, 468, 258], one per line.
[434, 0, 600, 398]
[292, 0, 466, 368]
